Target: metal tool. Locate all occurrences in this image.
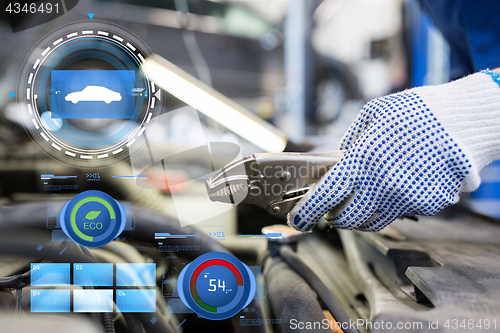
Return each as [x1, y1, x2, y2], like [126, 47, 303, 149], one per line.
[206, 151, 346, 215]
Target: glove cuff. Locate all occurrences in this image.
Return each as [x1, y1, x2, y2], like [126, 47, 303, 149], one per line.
[414, 72, 500, 192]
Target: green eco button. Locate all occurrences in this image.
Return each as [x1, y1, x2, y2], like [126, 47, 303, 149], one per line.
[70, 196, 115, 242]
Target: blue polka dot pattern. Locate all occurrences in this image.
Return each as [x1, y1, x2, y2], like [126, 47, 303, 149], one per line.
[481, 69, 500, 87]
[288, 91, 472, 232]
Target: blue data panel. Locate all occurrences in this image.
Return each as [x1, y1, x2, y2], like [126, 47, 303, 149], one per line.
[116, 289, 156, 312]
[74, 289, 113, 312]
[74, 263, 113, 287]
[51, 70, 136, 119]
[31, 263, 70, 286]
[116, 263, 156, 287]
[31, 289, 70, 312]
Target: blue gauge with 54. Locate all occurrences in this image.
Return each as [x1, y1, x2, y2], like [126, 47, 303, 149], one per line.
[177, 252, 256, 320]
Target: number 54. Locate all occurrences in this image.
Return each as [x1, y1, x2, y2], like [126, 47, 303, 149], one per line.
[208, 279, 225, 291]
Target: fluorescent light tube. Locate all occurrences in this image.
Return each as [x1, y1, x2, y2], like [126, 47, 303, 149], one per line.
[143, 55, 287, 153]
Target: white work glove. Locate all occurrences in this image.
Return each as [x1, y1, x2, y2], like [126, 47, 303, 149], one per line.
[288, 71, 500, 232]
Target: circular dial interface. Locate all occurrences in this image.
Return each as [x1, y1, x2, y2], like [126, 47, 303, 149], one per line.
[60, 190, 126, 248]
[177, 252, 256, 320]
[18, 21, 161, 166]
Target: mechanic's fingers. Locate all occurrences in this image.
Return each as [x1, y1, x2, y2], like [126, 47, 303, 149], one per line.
[287, 164, 353, 232]
[324, 195, 376, 230]
[356, 212, 398, 232]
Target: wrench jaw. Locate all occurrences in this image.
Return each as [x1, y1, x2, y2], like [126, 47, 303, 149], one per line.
[205, 156, 255, 205]
[206, 178, 249, 204]
[206, 161, 312, 214]
[206, 151, 346, 213]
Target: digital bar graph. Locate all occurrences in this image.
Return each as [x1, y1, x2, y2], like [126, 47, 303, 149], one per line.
[74, 289, 113, 312]
[31, 263, 70, 286]
[116, 263, 156, 287]
[31, 289, 70, 312]
[74, 263, 113, 286]
[116, 289, 156, 312]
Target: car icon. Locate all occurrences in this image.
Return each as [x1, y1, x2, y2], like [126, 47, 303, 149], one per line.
[65, 85, 122, 104]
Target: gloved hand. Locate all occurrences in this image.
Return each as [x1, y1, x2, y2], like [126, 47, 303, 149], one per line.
[288, 71, 500, 232]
